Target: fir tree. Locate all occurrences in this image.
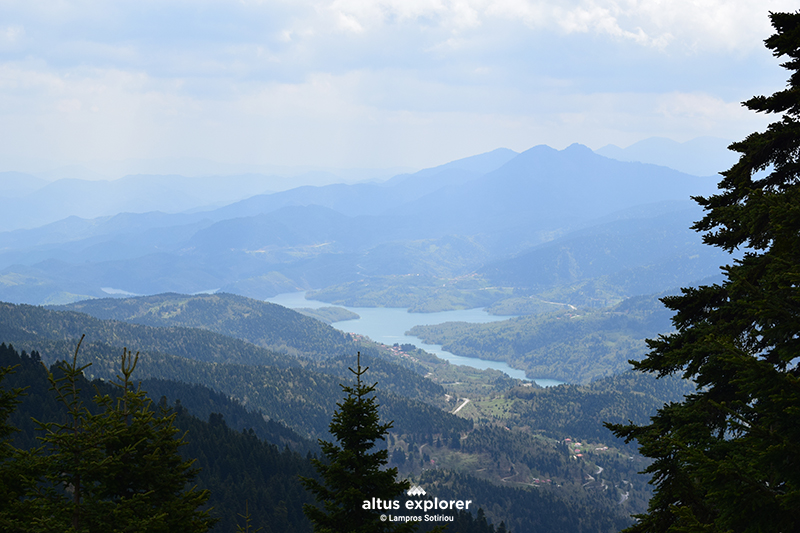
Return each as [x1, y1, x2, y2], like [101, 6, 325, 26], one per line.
[607, 10, 800, 533]
[301, 352, 416, 533]
[13, 336, 216, 533]
[0, 360, 26, 528]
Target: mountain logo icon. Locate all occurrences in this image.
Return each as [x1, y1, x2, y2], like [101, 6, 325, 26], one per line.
[407, 485, 426, 497]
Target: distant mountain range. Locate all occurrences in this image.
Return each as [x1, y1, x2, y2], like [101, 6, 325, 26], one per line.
[0, 172, 277, 231]
[0, 137, 732, 232]
[595, 136, 735, 177]
[0, 140, 734, 309]
[477, 201, 730, 298]
[0, 138, 729, 531]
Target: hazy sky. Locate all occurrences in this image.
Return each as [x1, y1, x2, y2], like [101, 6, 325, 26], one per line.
[0, 0, 795, 173]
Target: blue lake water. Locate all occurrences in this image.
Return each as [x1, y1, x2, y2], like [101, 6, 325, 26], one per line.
[266, 291, 565, 387]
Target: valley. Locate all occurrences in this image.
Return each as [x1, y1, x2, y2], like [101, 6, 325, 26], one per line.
[0, 142, 724, 531]
[0, 291, 693, 532]
[3, 5, 795, 532]
[266, 290, 543, 383]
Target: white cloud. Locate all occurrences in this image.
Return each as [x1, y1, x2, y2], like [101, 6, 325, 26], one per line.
[336, 12, 366, 33]
[655, 91, 750, 128]
[313, 1, 794, 52]
[0, 0, 793, 171]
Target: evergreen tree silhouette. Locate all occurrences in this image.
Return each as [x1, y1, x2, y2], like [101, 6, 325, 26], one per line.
[302, 352, 416, 533]
[608, 10, 800, 532]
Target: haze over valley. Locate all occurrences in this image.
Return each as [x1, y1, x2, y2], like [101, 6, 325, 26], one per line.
[0, 138, 734, 372]
[0, 136, 737, 384]
[3, 2, 790, 531]
[0, 135, 733, 531]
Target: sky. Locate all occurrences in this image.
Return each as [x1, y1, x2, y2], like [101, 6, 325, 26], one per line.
[0, 0, 797, 176]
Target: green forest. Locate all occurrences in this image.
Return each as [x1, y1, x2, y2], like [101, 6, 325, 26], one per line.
[1, 3, 798, 533]
[0, 292, 695, 532]
[0, 344, 511, 533]
[409, 292, 675, 383]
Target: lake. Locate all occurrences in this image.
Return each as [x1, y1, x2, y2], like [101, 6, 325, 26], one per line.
[266, 291, 564, 387]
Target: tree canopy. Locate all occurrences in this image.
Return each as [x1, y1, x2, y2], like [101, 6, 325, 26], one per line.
[0, 360, 25, 526]
[301, 353, 416, 533]
[0, 337, 216, 533]
[607, 10, 800, 533]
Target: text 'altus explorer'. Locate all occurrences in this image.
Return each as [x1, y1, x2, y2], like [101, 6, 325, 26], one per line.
[363, 497, 473, 512]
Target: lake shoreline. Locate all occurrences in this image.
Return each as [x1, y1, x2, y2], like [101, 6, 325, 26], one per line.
[266, 291, 565, 388]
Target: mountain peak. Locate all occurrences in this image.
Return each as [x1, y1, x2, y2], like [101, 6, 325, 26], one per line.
[563, 143, 594, 155]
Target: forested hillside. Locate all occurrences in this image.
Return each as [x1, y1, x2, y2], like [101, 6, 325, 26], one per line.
[409, 292, 675, 383]
[0, 288, 702, 531]
[0, 341, 660, 532]
[1, 1, 784, 530]
[54, 292, 359, 360]
[477, 204, 729, 301]
[0, 301, 294, 368]
[502, 371, 694, 445]
[0, 272, 697, 532]
[0, 301, 473, 441]
[0, 344, 507, 533]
